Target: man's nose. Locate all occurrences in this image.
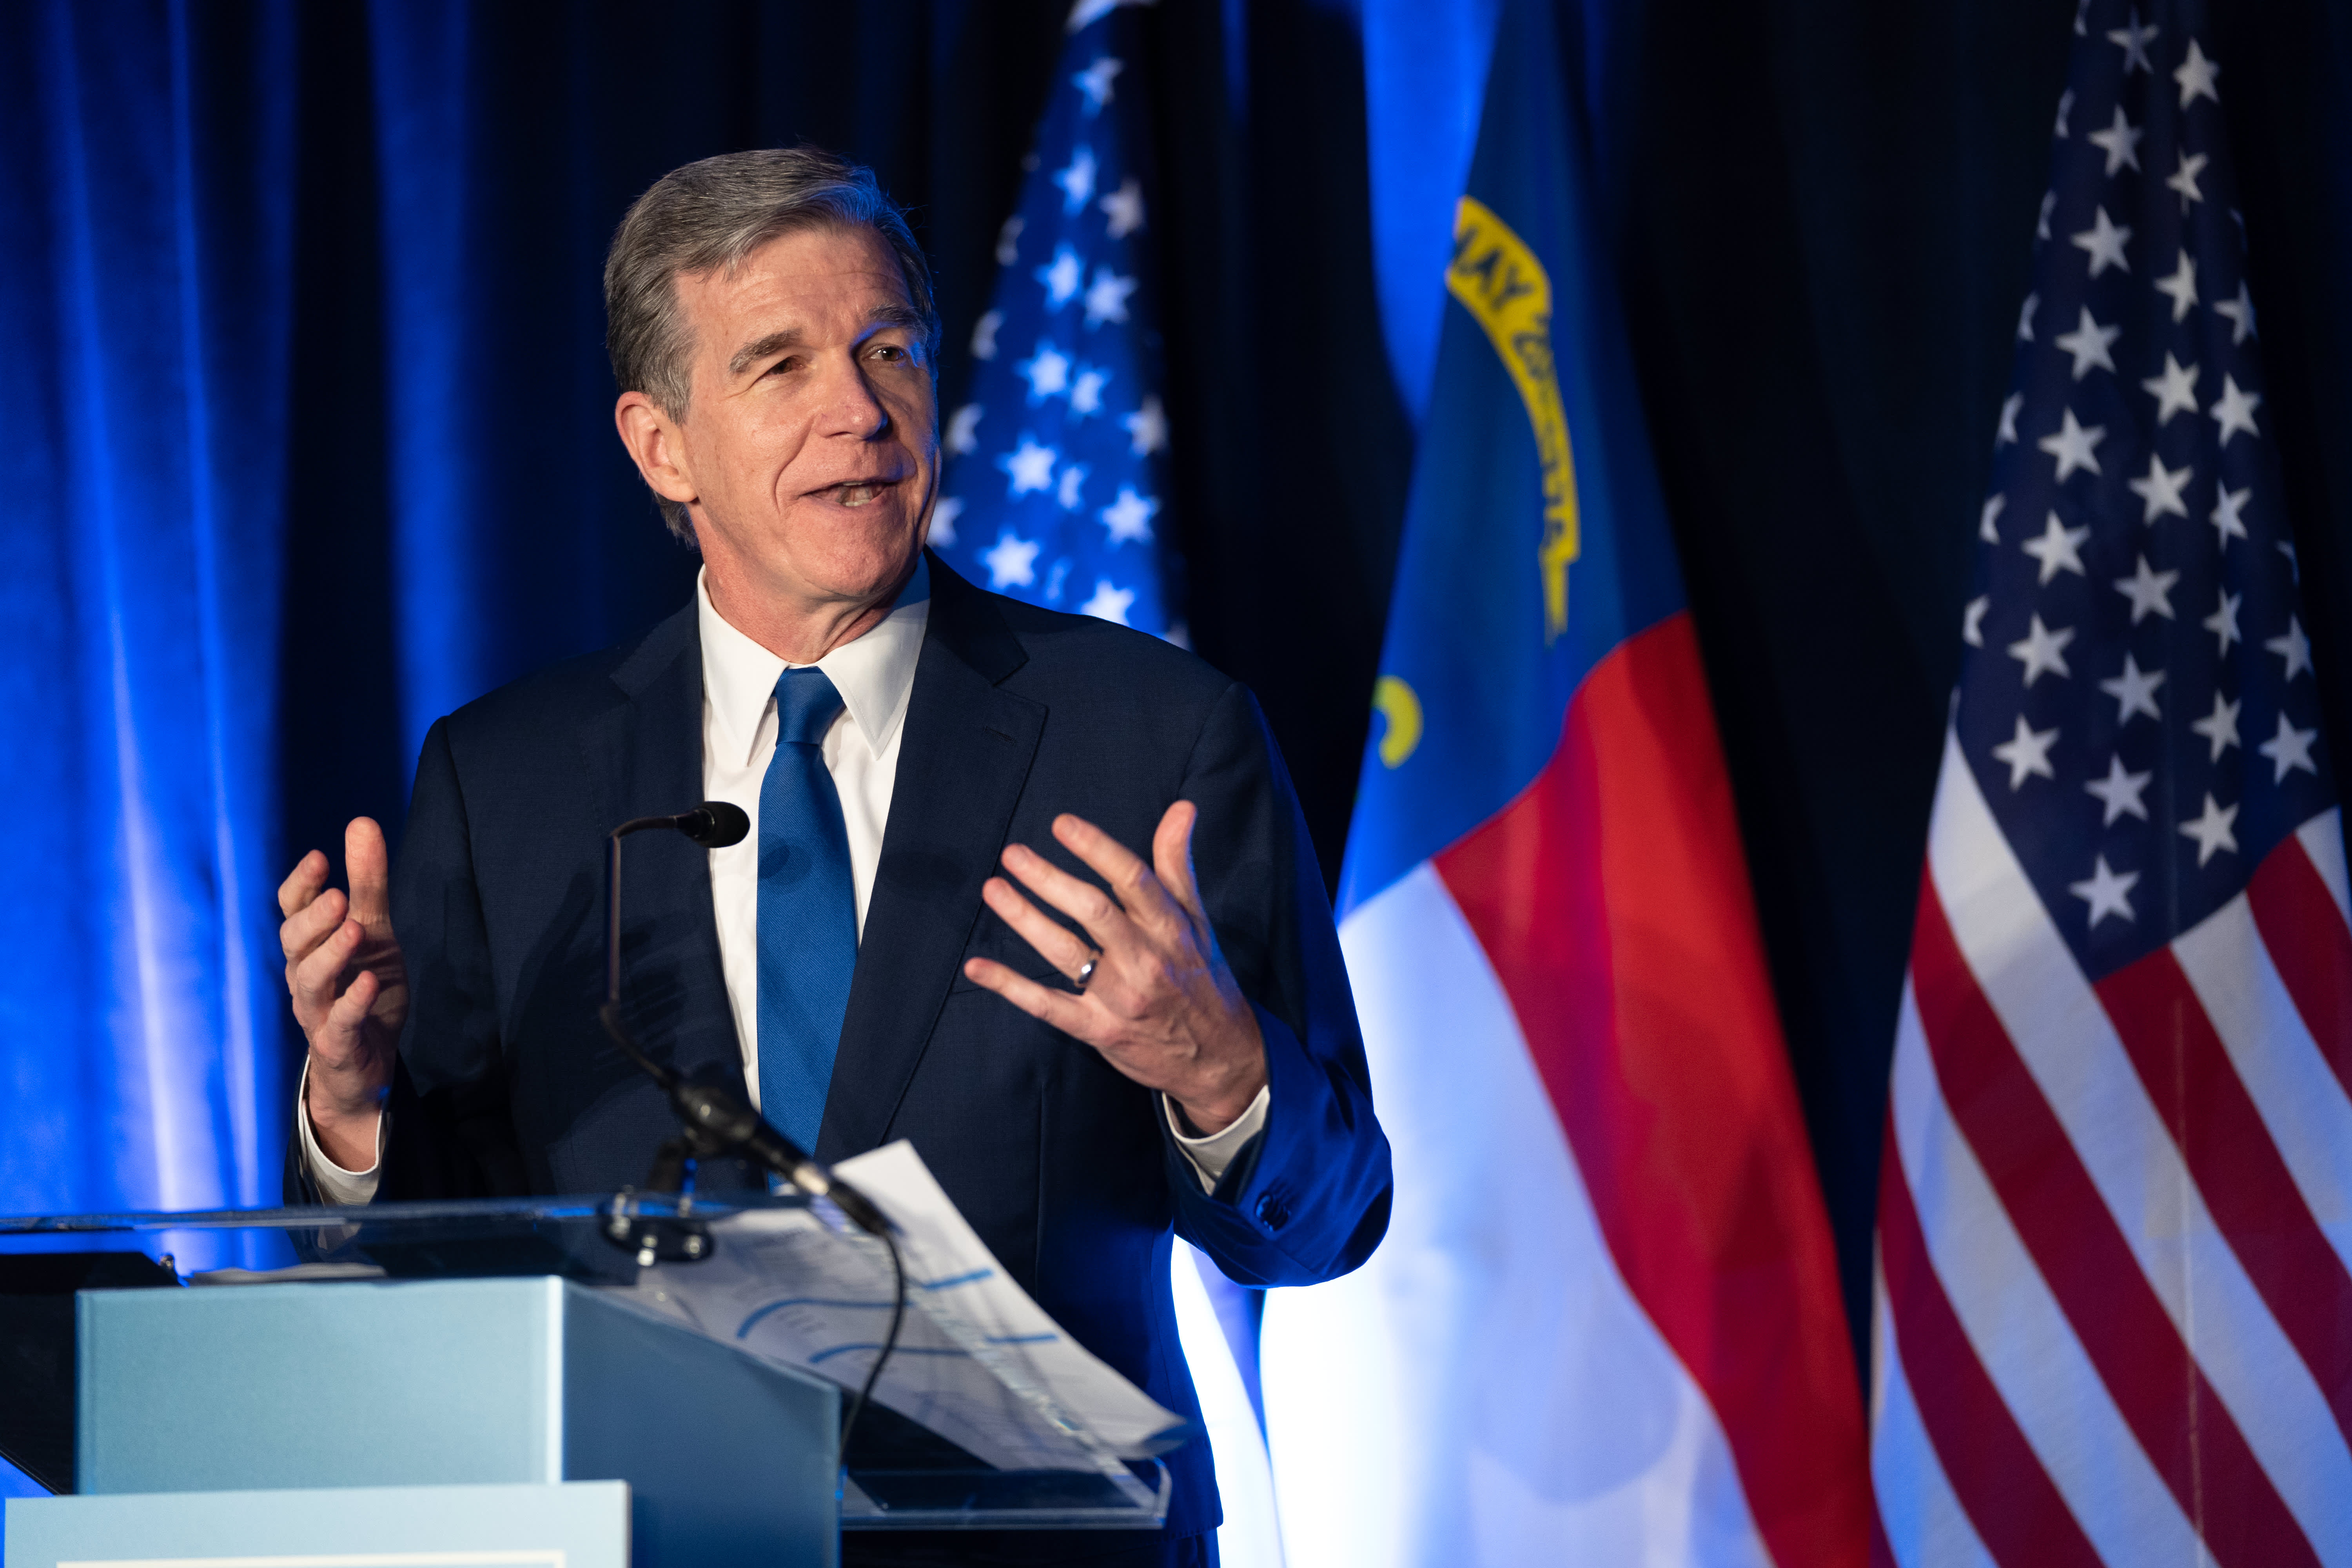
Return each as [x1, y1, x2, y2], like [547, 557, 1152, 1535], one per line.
[811, 352, 890, 439]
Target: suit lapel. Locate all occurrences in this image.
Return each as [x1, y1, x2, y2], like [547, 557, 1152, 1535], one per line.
[820, 559, 1041, 1161]
[584, 604, 744, 1087]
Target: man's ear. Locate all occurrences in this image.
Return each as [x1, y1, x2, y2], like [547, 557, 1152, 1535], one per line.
[614, 391, 697, 508]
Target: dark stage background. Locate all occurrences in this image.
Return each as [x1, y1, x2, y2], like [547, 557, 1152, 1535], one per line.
[3, 0, 2348, 1373]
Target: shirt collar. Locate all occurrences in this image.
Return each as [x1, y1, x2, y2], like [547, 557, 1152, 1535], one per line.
[699, 556, 931, 769]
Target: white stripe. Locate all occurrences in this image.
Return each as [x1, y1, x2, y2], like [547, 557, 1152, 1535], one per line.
[1172, 1241, 1286, 1568]
[1927, 731, 2352, 1559]
[2298, 810, 2352, 926]
[2174, 894, 2352, 1275]
[1868, 1256, 1996, 1568]
[1262, 864, 1771, 1568]
[1890, 979, 2199, 1564]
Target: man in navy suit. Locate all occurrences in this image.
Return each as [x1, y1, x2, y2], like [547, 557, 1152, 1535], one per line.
[276, 148, 1389, 1565]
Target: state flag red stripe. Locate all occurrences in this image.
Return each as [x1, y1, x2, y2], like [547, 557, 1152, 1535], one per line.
[2247, 838, 2352, 1100]
[2095, 943, 2352, 1446]
[1877, 1123, 2101, 1568]
[1909, 880, 2320, 1568]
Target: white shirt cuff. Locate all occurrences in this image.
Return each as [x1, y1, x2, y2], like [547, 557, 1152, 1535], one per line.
[1164, 1084, 1270, 1194]
[296, 1057, 386, 1207]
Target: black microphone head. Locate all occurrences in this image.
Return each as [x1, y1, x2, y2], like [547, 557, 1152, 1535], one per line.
[679, 800, 751, 848]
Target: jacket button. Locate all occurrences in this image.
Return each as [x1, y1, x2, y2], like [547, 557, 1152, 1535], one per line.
[1254, 1192, 1289, 1230]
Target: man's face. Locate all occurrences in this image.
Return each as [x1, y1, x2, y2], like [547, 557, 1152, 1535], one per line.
[667, 223, 936, 613]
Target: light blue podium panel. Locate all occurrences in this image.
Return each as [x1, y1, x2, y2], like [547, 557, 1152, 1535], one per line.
[76, 1278, 838, 1568]
[7, 1480, 629, 1568]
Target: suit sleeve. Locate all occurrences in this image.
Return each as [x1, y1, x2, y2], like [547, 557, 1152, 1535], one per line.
[1163, 683, 1392, 1286]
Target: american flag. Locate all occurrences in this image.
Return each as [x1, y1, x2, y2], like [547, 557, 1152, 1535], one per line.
[929, 0, 1181, 640]
[1871, 3, 2352, 1564]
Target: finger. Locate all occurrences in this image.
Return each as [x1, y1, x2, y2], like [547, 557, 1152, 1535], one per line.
[962, 956, 1095, 1037]
[290, 918, 365, 1020]
[1151, 800, 1207, 929]
[279, 885, 350, 963]
[345, 818, 392, 927]
[277, 849, 330, 921]
[323, 967, 381, 1040]
[982, 877, 1099, 978]
[1052, 813, 1190, 943]
[998, 838, 1134, 948]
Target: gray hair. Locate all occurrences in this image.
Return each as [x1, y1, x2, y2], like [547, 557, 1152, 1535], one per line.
[604, 146, 940, 542]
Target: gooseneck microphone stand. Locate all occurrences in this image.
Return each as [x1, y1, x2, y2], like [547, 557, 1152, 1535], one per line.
[596, 801, 905, 1445]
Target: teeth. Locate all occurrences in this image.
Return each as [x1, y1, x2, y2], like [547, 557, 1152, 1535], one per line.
[837, 483, 883, 507]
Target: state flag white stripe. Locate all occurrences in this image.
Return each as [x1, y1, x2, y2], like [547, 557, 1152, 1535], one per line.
[2174, 893, 2352, 1274]
[1868, 1259, 1997, 1568]
[2299, 810, 2352, 926]
[1890, 980, 2200, 1565]
[1926, 731, 2352, 1552]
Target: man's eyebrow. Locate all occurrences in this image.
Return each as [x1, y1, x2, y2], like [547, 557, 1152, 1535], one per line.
[727, 307, 928, 379]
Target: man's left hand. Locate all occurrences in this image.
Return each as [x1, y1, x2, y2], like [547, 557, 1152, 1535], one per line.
[964, 802, 1268, 1134]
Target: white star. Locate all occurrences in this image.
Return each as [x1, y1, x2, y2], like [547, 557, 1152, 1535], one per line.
[994, 215, 1024, 267]
[2070, 854, 2142, 926]
[2209, 484, 2250, 547]
[981, 530, 1041, 590]
[1053, 145, 1098, 213]
[2141, 352, 2200, 424]
[2008, 613, 2076, 686]
[1016, 340, 1071, 402]
[1099, 485, 1158, 545]
[2088, 106, 2143, 175]
[2039, 408, 2106, 481]
[2175, 38, 2220, 108]
[1069, 365, 1109, 418]
[945, 403, 983, 455]
[2180, 792, 2239, 867]
[2126, 452, 2191, 524]
[2167, 151, 2209, 212]
[1082, 267, 1139, 328]
[1099, 178, 1145, 239]
[2072, 205, 2132, 276]
[2085, 755, 2155, 824]
[1074, 55, 1123, 112]
[1992, 714, 2061, 789]
[2055, 87, 2076, 138]
[1963, 595, 1991, 647]
[2022, 511, 2091, 583]
[1077, 579, 1135, 625]
[1123, 394, 1168, 456]
[1980, 494, 2007, 543]
[2100, 653, 2167, 724]
[2038, 189, 2057, 241]
[2210, 373, 2262, 444]
[2107, 10, 2159, 73]
[971, 309, 1003, 360]
[2205, 589, 2243, 655]
[2266, 615, 2314, 681]
[927, 494, 964, 548]
[2154, 252, 2198, 321]
[998, 436, 1058, 497]
[2259, 711, 2321, 783]
[1997, 392, 2023, 446]
[1055, 462, 1089, 510]
[2054, 307, 2120, 379]
[1035, 245, 1084, 309]
[2017, 292, 2039, 341]
[2214, 281, 2257, 344]
[2191, 690, 2242, 761]
[2113, 554, 2181, 623]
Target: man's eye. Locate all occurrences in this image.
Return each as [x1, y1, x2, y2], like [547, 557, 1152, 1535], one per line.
[869, 344, 906, 362]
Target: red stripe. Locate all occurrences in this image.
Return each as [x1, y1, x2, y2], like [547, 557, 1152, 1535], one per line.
[1434, 613, 1869, 1568]
[2097, 941, 2352, 1445]
[1869, 1505, 1900, 1568]
[1877, 1116, 2101, 1568]
[2247, 835, 2352, 1102]
[1909, 880, 2319, 1568]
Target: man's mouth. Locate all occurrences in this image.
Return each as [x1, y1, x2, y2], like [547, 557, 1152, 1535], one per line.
[823, 479, 900, 509]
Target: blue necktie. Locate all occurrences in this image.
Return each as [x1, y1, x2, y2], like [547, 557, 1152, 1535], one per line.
[756, 668, 858, 1151]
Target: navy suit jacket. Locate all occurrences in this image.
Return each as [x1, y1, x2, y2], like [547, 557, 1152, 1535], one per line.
[289, 555, 1390, 1536]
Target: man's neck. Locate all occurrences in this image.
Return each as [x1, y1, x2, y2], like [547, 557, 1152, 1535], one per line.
[702, 557, 916, 665]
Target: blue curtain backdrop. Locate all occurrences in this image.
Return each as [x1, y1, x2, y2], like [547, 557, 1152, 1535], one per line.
[3, 0, 2350, 1426]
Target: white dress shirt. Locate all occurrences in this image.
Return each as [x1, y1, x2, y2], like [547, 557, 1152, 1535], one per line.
[303, 562, 1266, 1203]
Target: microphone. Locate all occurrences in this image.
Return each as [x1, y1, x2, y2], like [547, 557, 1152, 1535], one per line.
[599, 801, 889, 1238]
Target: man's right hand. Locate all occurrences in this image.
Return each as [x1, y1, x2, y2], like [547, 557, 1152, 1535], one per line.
[279, 818, 409, 1173]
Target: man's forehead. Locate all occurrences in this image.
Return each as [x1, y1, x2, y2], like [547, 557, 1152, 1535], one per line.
[686, 227, 911, 328]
